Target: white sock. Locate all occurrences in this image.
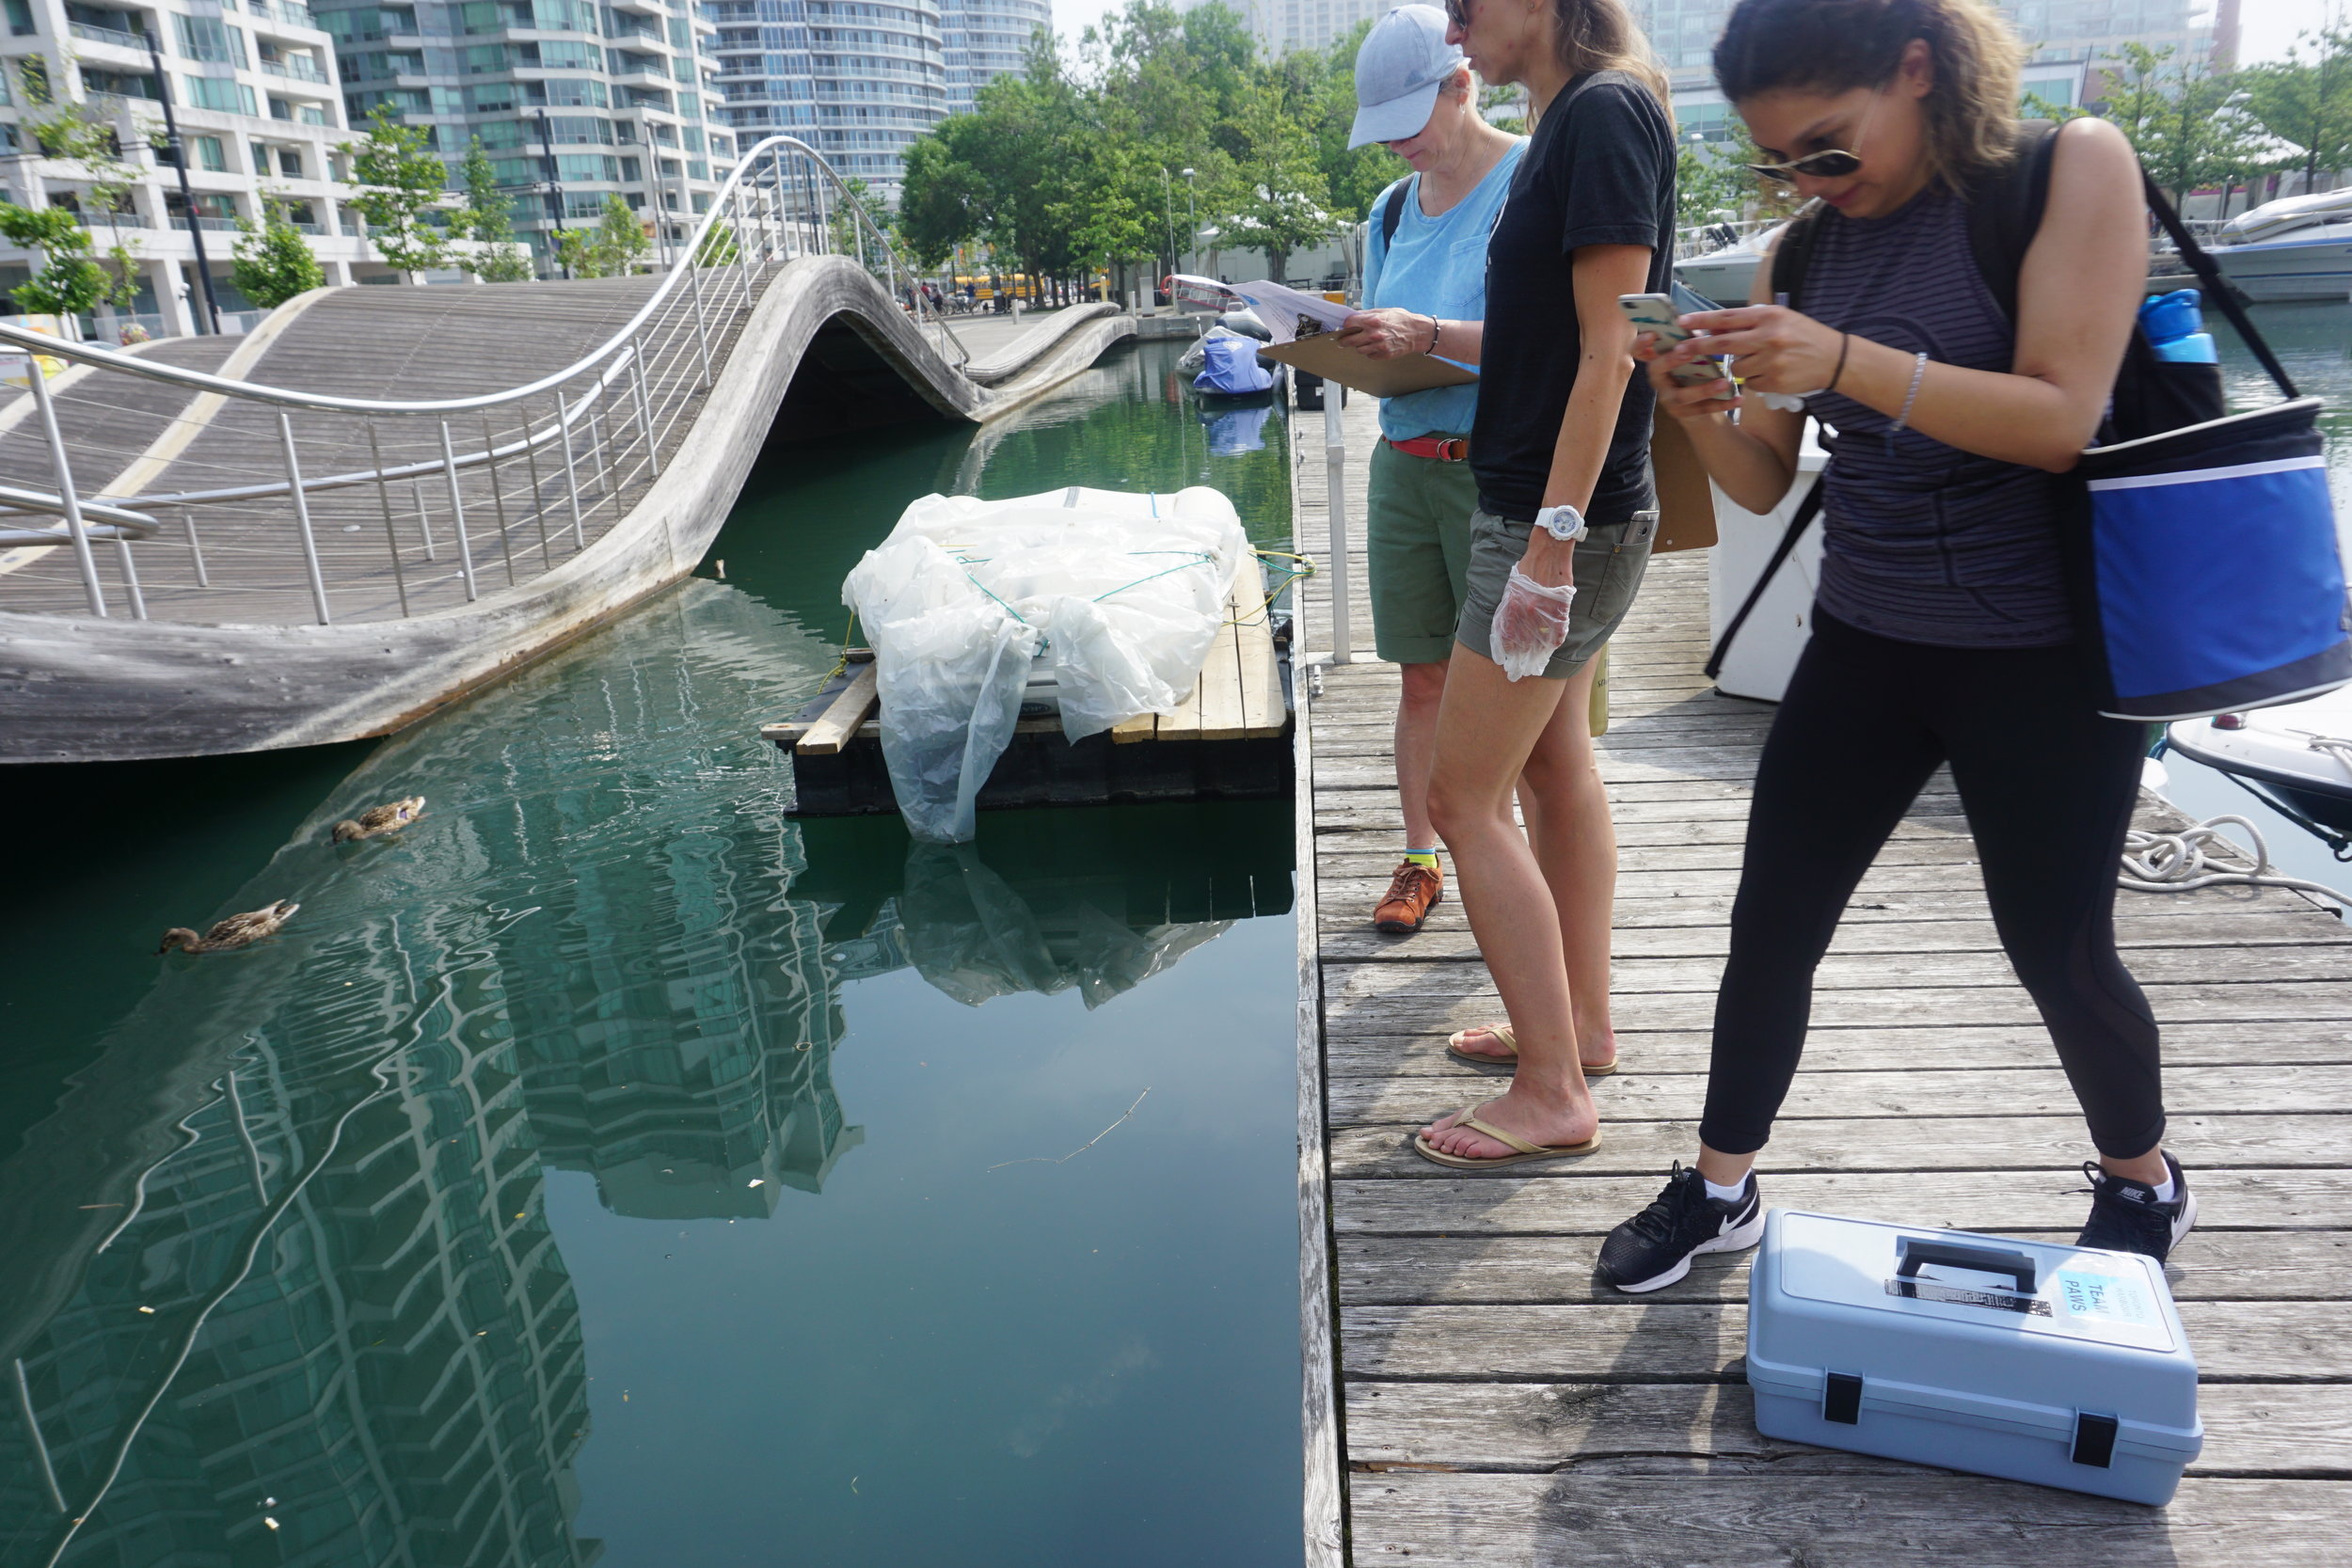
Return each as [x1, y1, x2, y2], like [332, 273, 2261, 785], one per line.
[1703, 1174, 1748, 1204]
[2150, 1173, 2177, 1204]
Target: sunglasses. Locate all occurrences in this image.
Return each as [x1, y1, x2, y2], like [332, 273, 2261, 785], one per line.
[1743, 148, 1864, 182]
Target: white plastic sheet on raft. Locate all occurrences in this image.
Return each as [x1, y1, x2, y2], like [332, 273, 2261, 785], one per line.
[841, 485, 1251, 842]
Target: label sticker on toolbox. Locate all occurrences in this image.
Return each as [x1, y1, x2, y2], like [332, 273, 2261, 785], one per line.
[2056, 1269, 2153, 1324]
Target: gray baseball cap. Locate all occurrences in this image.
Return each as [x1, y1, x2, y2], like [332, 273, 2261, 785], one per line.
[1348, 6, 1468, 149]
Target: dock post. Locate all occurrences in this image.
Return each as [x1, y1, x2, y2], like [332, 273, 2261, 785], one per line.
[1322, 390, 1351, 662]
[24, 351, 107, 617]
[437, 420, 480, 603]
[277, 412, 331, 625]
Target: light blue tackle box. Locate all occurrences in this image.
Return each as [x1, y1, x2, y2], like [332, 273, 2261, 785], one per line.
[1746, 1211, 2201, 1505]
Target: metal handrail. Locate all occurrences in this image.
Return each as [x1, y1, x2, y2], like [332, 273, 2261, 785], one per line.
[3, 134, 969, 624]
[0, 135, 966, 413]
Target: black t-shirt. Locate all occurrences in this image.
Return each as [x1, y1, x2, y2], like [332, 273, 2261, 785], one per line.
[1470, 71, 1676, 523]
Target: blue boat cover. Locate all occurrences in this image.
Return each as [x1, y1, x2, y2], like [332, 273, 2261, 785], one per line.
[1194, 333, 1275, 396]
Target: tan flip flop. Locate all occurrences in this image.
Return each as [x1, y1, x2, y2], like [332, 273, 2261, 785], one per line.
[1445, 1023, 1620, 1077]
[1412, 1103, 1604, 1169]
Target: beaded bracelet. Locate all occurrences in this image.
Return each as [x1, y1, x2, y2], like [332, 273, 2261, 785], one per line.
[1889, 350, 1929, 436]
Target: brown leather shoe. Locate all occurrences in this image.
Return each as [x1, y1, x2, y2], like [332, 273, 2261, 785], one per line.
[1374, 861, 1443, 934]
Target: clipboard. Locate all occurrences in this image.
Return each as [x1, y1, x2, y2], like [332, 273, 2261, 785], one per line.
[1255, 333, 1478, 398]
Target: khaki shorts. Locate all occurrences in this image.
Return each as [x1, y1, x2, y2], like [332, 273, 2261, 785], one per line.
[1366, 439, 1479, 665]
[1455, 507, 1657, 680]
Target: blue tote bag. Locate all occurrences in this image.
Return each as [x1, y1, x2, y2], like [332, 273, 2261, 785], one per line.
[2070, 180, 2349, 721]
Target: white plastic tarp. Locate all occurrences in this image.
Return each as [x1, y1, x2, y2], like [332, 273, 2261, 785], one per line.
[841, 485, 1250, 842]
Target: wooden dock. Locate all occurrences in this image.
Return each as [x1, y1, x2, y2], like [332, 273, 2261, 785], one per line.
[1290, 391, 2352, 1565]
[765, 556, 1292, 813]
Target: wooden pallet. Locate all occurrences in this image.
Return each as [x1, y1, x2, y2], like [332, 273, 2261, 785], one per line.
[762, 559, 1292, 814]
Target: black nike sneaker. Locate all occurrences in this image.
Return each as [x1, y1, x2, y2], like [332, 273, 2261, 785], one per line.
[2074, 1153, 2196, 1261]
[1597, 1164, 1767, 1293]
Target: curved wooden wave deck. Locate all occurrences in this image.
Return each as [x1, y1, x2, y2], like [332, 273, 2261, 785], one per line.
[0, 263, 1142, 763]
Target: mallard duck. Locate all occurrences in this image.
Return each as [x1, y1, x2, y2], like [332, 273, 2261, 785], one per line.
[331, 796, 426, 843]
[157, 899, 300, 955]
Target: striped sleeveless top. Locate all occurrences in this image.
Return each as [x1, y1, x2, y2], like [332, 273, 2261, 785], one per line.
[1803, 185, 2073, 648]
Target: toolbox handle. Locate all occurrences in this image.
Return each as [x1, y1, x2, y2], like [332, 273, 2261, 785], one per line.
[1896, 1236, 2038, 1295]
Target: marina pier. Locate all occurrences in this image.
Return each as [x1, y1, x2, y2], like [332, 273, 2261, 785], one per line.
[1288, 387, 2352, 1564]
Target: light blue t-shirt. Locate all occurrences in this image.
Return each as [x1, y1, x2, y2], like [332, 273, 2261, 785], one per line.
[1360, 138, 1526, 442]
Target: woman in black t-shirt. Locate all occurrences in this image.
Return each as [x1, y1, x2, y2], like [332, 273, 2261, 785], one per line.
[1412, 0, 1676, 1170]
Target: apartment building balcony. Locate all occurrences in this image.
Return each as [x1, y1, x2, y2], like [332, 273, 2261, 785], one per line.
[68, 20, 153, 53]
[238, 0, 326, 32]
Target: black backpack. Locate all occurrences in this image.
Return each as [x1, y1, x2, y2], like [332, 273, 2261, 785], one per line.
[1706, 122, 2305, 680]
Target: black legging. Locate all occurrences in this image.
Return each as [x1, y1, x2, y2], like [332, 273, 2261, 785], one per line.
[1700, 610, 2165, 1160]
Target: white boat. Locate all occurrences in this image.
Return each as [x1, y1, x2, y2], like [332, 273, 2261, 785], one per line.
[1674, 218, 1788, 307]
[2167, 686, 2352, 832]
[2207, 190, 2352, 302]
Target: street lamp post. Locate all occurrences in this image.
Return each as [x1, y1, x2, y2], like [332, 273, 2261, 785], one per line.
[1160, 166, 1175, 288]
[145, 34, 222, 334]
[535, 107, 570, 278]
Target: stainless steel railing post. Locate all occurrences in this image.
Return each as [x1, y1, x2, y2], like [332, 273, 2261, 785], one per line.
[629, 351, 661, 477]
[555, 389, 587, 546]
[685, 242, 715, 388]
[365, 423, 410, 616]
[25, 351, 107, 616]
[111, 534, 148, 620]
[278, 411, 331, 626]
[437, 420, 479, 602]
[183, 510, 209, 587]
[521, 410, 553, 566]
[482, 415, 518, 587]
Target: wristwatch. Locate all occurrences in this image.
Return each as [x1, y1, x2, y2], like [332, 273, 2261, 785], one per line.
[1534, 503, 1587, 543]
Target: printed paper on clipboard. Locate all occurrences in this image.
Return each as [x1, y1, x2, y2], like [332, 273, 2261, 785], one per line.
[1165, 274, 1476, 398]
[1167, 274, 1352, 344]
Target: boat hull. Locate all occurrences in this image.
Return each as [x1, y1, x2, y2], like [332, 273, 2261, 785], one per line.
[2210, 233, 2352, 302]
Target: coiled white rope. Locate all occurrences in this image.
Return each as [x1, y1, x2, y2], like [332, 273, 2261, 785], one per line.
[2122, 813, 2352, 911]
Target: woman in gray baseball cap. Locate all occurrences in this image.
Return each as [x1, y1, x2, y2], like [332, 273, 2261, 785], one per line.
[1331, 5, 1524, 941]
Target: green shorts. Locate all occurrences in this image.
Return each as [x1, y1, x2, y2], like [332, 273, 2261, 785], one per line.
[1367, 438, 1480, 665]
[1455, 507, 1657, 680]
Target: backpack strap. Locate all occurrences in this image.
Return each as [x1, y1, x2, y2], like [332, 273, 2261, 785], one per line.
[1772, 202, 1825, 313]
[1964, 119, 2059, 324]
[1380, 178, 1412, 252]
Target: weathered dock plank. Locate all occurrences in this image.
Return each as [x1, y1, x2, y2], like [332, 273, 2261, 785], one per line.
[1290, 387, 2352, 1562]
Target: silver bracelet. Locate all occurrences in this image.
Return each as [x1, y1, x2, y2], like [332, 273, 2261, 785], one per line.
[1889, 350, 1929, 435]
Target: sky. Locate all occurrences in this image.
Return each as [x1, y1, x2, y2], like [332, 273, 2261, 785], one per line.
[1045, 0, 2346, 65]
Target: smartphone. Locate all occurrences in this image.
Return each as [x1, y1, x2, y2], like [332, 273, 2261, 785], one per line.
[1617, 293, 1735, 394]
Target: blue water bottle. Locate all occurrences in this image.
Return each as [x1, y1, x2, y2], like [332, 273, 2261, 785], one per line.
[2140, 289, 2216, 363]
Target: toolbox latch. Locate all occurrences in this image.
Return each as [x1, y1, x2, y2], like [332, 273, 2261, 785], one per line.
[1822, 1372, 1863, 1425]
[2072, 1412, 2120, 1467]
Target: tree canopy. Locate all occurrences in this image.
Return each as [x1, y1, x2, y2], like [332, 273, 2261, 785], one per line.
[898, 2, 1403, 288]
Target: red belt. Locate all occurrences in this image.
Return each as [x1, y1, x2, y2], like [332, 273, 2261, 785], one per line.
[1385, 435, 1470, 463]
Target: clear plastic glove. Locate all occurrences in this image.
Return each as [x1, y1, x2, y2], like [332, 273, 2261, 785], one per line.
[1493, 563, 1577, 682]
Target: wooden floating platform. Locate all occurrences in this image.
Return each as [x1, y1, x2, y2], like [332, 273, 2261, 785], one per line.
[1289, 388, 2352, 1564]
[763, 559, 1294, 815]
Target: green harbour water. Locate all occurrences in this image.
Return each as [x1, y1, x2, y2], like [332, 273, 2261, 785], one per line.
[0, 341, 1308, 1567]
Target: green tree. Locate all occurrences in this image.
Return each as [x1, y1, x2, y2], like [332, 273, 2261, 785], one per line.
[2099, 44, 2275, 209]
[829, 175, 898, 277]
[453, 136, 535, 281]
[229, 198, 326, 309]
[2242, 24, 2352, 191]
[1216, 74, 1338, 280]
[0, 203, 107, 321]
[556, 194, 650, 278]
[21, 91, 148, 314]
[342, 104, 452, 279]
[1300, 21, 1404, 229]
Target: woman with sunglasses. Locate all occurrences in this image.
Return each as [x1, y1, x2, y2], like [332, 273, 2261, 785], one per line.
[1408, 0, 1676, 1169]
[1597, 0, 2183, 1291]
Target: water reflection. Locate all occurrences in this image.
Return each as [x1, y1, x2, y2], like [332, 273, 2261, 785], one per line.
[0, 340, 1301, 1567]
